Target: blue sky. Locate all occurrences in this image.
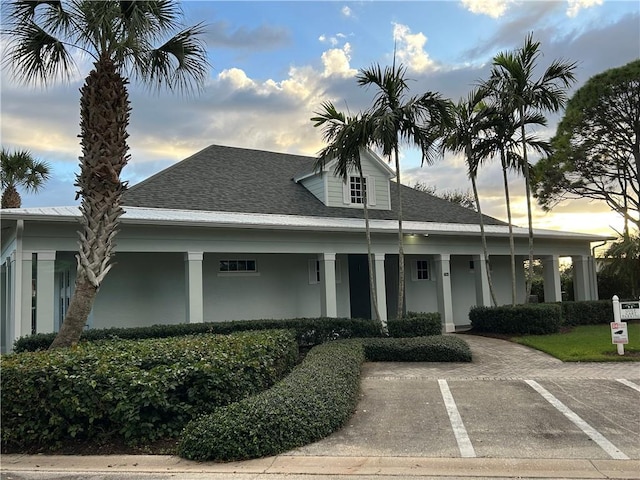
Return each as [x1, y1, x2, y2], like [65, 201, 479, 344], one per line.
[1, 0, 639, 235]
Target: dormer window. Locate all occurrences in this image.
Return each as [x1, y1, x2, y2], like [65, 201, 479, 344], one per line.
[349, 176, 366, 204]
[343, 175, 376, 207]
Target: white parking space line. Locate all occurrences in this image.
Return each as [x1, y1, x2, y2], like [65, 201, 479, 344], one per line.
[525, 380, 630, 460]
[616, 379, 640, 392]
[438, 379, 476, 458]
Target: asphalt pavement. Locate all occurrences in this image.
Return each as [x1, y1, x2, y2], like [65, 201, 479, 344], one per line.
[2, 333, 639, 480]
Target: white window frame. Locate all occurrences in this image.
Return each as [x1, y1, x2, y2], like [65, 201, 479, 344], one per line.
[218, 259, 260, 277]
[411, 259, 431, 281]
[343, 175, 376, 207]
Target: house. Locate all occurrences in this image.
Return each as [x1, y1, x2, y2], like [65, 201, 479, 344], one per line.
[0, 144, 606, 352]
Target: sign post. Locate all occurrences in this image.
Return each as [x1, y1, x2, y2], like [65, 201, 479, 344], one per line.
[611, 295, 630, 355]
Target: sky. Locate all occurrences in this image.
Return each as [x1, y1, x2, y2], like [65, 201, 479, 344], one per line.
[1, 0, 639, 237]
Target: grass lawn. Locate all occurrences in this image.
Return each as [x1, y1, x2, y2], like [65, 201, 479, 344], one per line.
[514, 322, 640, 362]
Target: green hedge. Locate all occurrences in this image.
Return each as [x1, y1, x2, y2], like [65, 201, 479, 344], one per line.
[469, 304, 562, 335]
[178, 340, 365, 461]
[388, 312, 442, 337]
[14, 314, 442, 353]
[178, 334, 469, 462]
[560, 300, 613, 325]
[363, 336, 471, 362]
[1, 330, 298, 451]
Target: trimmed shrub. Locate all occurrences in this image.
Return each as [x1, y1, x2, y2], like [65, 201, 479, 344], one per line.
[178, 340, 365, 461]
[469, 304, 562, 335]
[388, 312, 442, 337]
[14, 317, 382, 353]
[363, 335, 471, 362]
[1, 330, 297, 451]
[561, 300, 613, 326]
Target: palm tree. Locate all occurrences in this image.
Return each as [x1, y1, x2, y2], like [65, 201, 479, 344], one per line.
[480, 91, 552, 305]
[488, 33, 576, 301]
[442, 89, 498, 306]
[357, 61, 451, 319]
[1, 148, 51, 208]
[4, 0, 208, 349]
[311, 102, 386, 334]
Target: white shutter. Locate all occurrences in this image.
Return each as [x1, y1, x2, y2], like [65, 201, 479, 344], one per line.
[343, 179, 350, 204]
[366, 176, 376, 206]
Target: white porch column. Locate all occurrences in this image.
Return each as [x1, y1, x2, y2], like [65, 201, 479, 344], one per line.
[185, 252, 204, 323]
[572, 255, 590, 301]
[542, 255, 562, 303]
[473, 254, 491, 307]
[36, 251, 56, 333]
[20, 251, 33, 338]
[588, 256, 599, 300]
[435, 254, 454, 333]
[374, 253, 387, 322]
[319, 253, 337, 317]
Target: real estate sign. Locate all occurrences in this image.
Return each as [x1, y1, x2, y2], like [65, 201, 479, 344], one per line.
[610, 322, 629, 345]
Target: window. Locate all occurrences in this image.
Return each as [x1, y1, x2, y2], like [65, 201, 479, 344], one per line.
[309, 259, 342, 284]
[219, 259, 257, 273]
[343, 175, 375, 206]
[411, 259, 430, 281]
[349, 176, 366, 204]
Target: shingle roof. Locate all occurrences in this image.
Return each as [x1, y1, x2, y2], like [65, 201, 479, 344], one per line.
[122, 144, 507, 226]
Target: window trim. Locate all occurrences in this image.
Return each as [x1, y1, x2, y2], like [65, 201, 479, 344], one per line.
[342, 175, 376, 207]
[218, 259, 260, 277]
[411, 259, 431, 281]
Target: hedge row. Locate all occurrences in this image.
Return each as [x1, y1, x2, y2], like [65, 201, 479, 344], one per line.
[15, 315, 443, 353]
[1, 330, 298, 451]
[560, 300, 613, 325]
[363, 336, 472, 362]
[469, 304, 562, 335]
[178, 334, 470, 461]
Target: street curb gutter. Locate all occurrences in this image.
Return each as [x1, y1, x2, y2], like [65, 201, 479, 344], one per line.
[2, 455, 639, 479]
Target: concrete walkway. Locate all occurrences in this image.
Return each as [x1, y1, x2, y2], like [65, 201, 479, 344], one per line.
[2, 334, 639, 480]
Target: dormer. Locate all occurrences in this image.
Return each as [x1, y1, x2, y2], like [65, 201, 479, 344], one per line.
[294, 149, 394, 210]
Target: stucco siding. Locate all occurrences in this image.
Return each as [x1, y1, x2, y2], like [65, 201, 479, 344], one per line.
[490, 256, 527, 305]
[92, 252, 186, 329]
[404, 256, 439, 314]
[202, 253, 341, 321]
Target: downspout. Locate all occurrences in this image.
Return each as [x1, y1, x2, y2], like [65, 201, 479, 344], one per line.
[590, 240, 608, 301]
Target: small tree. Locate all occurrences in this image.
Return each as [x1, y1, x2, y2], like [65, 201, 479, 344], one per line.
[1, 148, 51, 208]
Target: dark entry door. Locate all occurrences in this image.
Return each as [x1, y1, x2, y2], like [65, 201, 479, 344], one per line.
[348, 254, 371, 319]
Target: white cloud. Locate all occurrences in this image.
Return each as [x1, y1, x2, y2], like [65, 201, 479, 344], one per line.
[566, 0, 603, 17]
[341, 6, 353, 17]
[393, 23, 436, 73]
[321, 43, 358, 78]
[460, 0, 515, 18]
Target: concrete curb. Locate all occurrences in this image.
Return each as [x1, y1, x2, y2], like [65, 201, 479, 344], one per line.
[2, 454, 639, 479]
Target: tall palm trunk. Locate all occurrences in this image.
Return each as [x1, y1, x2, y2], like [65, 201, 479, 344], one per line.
[50, 57, 131, 349]
[360, 169, 385, 334]
[1, 186, 21, 208]
[500, 149, 517, 306]
[392, 145, 406, 320]
[520, 117, 535, 302]
[471, 174, 498, 306]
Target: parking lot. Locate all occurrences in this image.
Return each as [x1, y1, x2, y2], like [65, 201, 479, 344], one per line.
[292, 334, 640, 461]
